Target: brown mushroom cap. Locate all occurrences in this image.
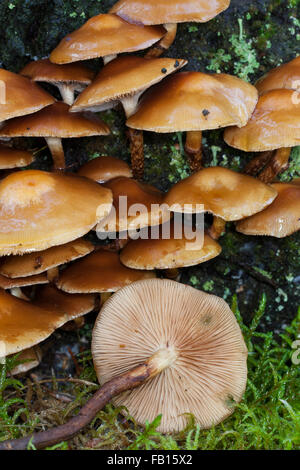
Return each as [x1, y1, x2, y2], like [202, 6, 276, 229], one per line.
[0, 144, 33, 169]
[256, 56, 300, 95]
[120, 228, 222, 270]
[0, 170, 112, 255]
[77, 156, 132, 183]
[71, 56, 187, 113]
[0, 289, 83, 356]
[56, 249, 156, 294]
[0, 273, 48, 289]
[0, 239, 94, 278]
[164, 167, 278, 221]
[97, 176, 171, 233]
[110, 0, 230, 25]
[0, 69, 55, 122]
[127, 72, 258, 132]
[92, 278, 248, 432]
[20, 58, 95, 86]
[236, 181, 300, 238]
[50, 14, 166, 65]
[224, 89, 300, 152]
[33, 285, 97, 319]
[0, 102, 110, 139]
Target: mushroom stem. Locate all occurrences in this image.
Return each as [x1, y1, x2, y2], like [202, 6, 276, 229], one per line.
[103, 54, 118, 65]
[162, 268, 180, 280]
[258, 147, 291, 183]
[208, 217, 226, 240]
[10, 287, 30, 301]
[101, 292, 112, 304]
[244, 151, 274, 176]
[47, 267, 59, 283]
[185, 131, 203, 172]
[0, 348, 175, 451]
[45, 137, 66, 171]
[121, 94, 142, 120]
[145, 23, 178, 58]
[57, 84, 76, 106]
[127, 128, 144, 180]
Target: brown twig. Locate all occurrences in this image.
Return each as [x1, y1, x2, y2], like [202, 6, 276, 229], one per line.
[0, 358, 158, 450]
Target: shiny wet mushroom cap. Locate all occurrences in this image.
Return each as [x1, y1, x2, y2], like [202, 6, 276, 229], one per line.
[92, 279, 248, 432]
[50, 14, 166, 65]
[0, 289, 85, 356]
[56, 249, 156, 294]
[77, 156, 132, 183]
[0, 170, 112, 255]
[236, 181, 300, 238]
[120, 226, 221, 270]
[0, 68, 55, 125]
[0, 144, 34, 169]
[0, 238, 94, 279]
[255, 56, 300, 95]
[20, 58, 96, 105]
[0, 102, 110, 170]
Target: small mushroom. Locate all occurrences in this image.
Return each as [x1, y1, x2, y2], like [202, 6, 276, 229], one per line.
[0, 68, 55, 129]
[0, 289, 85, 357]
[120, 222, 221, 272]
[0, 144, 34, 169]
[0, 169, 112, 255]
[20, 58, 96, 106]
[164, 167, 278, 239]
[78, 156, 132, 183]
[9, 346, 42, 376]
[127, 72, 258, 172]
[71, 56, 187, 178]
[0, 272, 49, 300]
[50, 14, 166, 66]
[224, 89, 300, 183]
[56, 249, 156, 296]
[236, 180, 300, 238]
[110, 0, 230, 57]
[0, 239, 94, 283]
[96, 176, 171, 234]
[0, 102, 110, 170]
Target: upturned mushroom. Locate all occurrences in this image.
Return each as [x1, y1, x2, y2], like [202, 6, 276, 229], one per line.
[0, 279, 247, 449]
[71, 56, 187, 179]
[20, 58, 95, 106]
[0, 68, 55, 129]
[0, 170, 112, 255]
[0, 143, 33, 169]
[8, 346, 42, 376]
[236, 180, 300, 238]
[56, 249, 156, 295]
[0, 102, 110, 170]
[110, 0, 230, 57]
[50, 14, 166, 66]
[127, 72, 258, 172]
[77, 156, 132, 183]
[0, 239, 94, 283]
[164, 167, 278, 239]
[96, 176, 171, 235]
[224, 89, 300, 183]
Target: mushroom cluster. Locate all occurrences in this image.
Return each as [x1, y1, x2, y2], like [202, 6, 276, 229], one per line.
[0, 0, 299, 451]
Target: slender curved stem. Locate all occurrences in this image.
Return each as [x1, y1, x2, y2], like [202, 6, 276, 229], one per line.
[185, 131, 203, 172]
[57, 84, 76, 106]
[127, 128, 144, 180]
[258, 147, 291, 183]
[0, 349, 175, 450]
[45, 137, 66, 171]
[244, 151, 274, 176]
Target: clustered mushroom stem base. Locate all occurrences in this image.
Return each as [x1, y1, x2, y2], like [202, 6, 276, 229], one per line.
[208, 217, 226, 240]
[258, 147, 291, 183]
[185, 131, 203, 172]
[0, 348, 176, 450]
[127, 128, 144, 180]
[145, 23, 178, 58]
[244, 151, 274, 176]
[45, 137, 66, 171]
[58, 84, 76, 106]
